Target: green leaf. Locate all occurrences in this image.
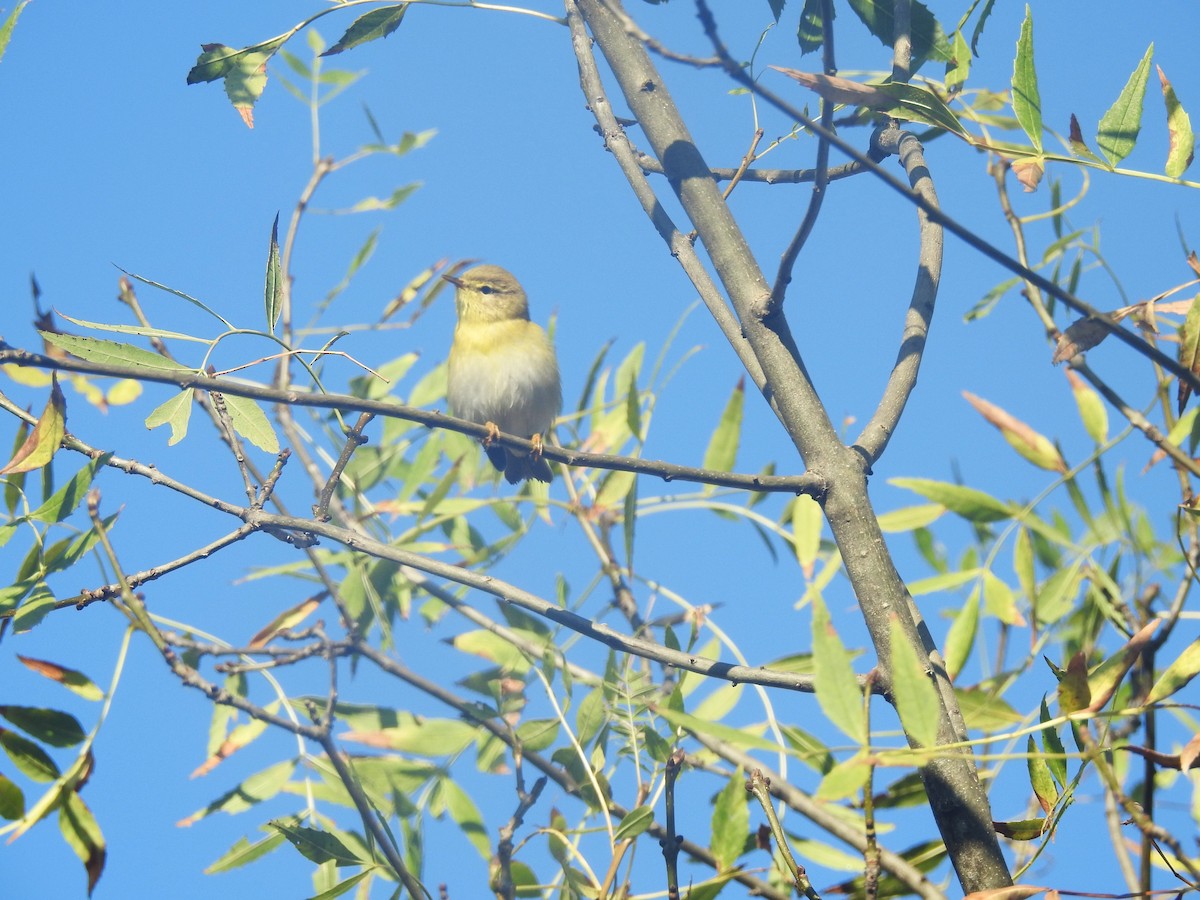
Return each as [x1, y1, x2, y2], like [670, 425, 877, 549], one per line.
[811, 595, 866, 744]
[1039, 698, 1068, 788]
[702, 378, 744, 485]
[0, 728, 60, 781]
[877, 504, 943, 532]
[942, 590, 979, 681]
[790, 494, 823, 578]
[56, 313, 211, 344]
[440, 778, 490, 860]
[1011, 5, 1042, 152]
[0, 706, 85, 747]
[0, 375, 65, 476]
[767, 0, 786, 24]
[145, 390, 195, 446]
[614, 805, 655, 843]
[815, 751, 871, 801]
[1146, 634, 1200, 705]
[1158, 65, 1195, 177]
[264, 213, 282, 332]
[58, 791, 105, 894]
[0, 1, 30, 65]
[944, 29, 970, 92]
[221, 394, 280, 454]
[797, 0, 828, 54]
[179, 759, 296, 824]
[1068, 373, 1108, 443]
[270, 821, 362, 867]
[322, 5, 409, 57]
[709, 770, 748, 869]
[982, 570, 1024, 626]
[24, 454, 110, 525]
[875, 82, 969, 137]
[575, 687, 607, 747]
[888, 477, 1013, 523]
[12, 581, 56, 634]
[1097, 43, 1153, 168]
[1026, 735, 1057, 814]
[0, 774, 23, 820]
[39, 332, 193, 374]
[888, 617, 940, 748]
[653, 707, 785, 755]
[845, 0, 952, 66]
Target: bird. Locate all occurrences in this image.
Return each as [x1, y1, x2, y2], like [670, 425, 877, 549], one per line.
[443, 264, 562, 484]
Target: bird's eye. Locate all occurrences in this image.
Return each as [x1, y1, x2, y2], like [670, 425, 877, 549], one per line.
[479, 285, 495, 295]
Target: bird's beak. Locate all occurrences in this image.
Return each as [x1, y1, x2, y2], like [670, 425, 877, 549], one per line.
[441, 273, 465, 288]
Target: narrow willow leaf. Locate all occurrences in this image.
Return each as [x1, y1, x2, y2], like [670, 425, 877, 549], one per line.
[942, 590, 979, 681]
[1097, 43, 1153, 168]
[877, 504, 943, 532]
[0, 376, 65, 475]
[0, 1, 30, 65]
[39, 332, 193, 374]
[811, 595, 866, 744]
[653, 707, 784, 755]
[983, 570, 1025, 627]
[710, 770, 749, 869]
[888, 617, 940, 748]
[1178, 294, 1200, 413]
[1064, 369, 1108, 443]
[205, 833, 288, 875]
[264, 213, 282, 332]
[1013, 527, 1036, 601]
[1158, 65, 1195, 177]
[1087, 620, 1159, 712]
[1026, 735, 1057, 813]
[969, 0, 998, 54]
[963, 391, 1066, 473]
[56, 313, 211, 344]
[221, 394, 280, 454]
[702, 377, 744, 485]
[1011, 6, 1042, 152]
[791, 494, 823, 578]
[1056, 652, 1091, 714]
[145, 390, 195, 446]
[1038, 698, 1068, 788]
[441, 779, 489, 860]
[1146, 634, 1200, 705]
[178, 759, 296, 825]
[322, 5, 408, 57]
[889, 477, 1013, 523]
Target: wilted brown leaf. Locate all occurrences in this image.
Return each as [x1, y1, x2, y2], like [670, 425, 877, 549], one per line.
[1011, 156, 1044, 192]
[769, 66, 891, 108]
[1052, 316, 1114, 364]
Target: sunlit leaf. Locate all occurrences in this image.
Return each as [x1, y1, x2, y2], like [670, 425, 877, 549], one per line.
[1096, 43, 1153, 168]
[1158, 65, 1195, 177]
[1011, 6, 1042, 152]
[889, 478, 1013, 523]
[322, 5, 408, 57]
[1178, 294, 1200, 413]
[889, 617, 940, 748]
[811, 595, 866, 744]
[58, 791, 106, 895]
[145, 390, 195, 446]
[264, 213, 282, 332]
[1146, 634, 1200, 705]
[16, 656, 103, 701]
[0, 375, 65, 475]
[963, 391, 1065, 473]
[270, 820, 362, 867]
[221, 393, 280, 454]
[710, 770, 748, 869]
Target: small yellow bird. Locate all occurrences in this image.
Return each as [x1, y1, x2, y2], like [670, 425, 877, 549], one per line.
[444, 264, 562, 484]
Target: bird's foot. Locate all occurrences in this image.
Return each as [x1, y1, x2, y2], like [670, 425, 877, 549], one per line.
[482, 421, 502, 446]
[530, 433, 544, 461]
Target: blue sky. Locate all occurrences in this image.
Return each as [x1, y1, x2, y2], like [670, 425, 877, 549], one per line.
[3, 1, 1200, 897]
